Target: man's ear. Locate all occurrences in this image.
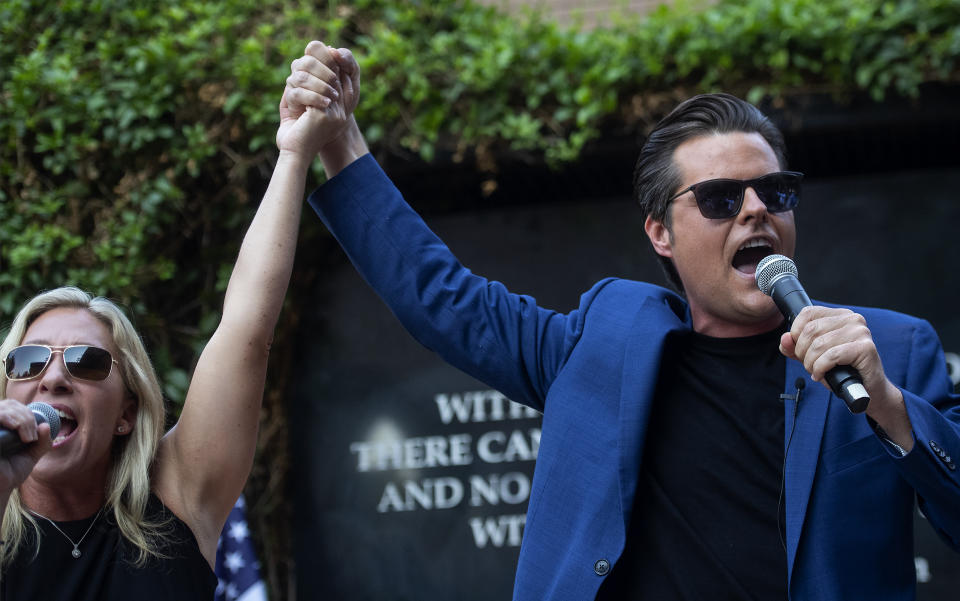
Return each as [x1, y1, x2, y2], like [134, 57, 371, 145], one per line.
[644, 215, 673, 258]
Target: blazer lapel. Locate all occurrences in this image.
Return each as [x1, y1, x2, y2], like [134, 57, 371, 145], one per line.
[783, 359, 830, 587]
[617, 294, 690, 529]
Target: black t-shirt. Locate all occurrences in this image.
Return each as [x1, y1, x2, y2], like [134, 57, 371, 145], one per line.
[597, 326, 789, 600]
[2, 494, 217, 600]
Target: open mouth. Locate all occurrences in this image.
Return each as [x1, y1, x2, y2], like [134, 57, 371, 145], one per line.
[53, 407, 77, 446]
[732, 239, 774, 276]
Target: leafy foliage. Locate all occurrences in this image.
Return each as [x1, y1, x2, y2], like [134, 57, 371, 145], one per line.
[2, 0, 957, 394]
[0, 0, 328, 399]
[350, 0, 959, 164]
[1, 0, 957, 597]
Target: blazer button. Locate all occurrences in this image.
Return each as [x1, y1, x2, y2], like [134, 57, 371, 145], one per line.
[594, 559, 611, 576]
[930, 441, 942, 453]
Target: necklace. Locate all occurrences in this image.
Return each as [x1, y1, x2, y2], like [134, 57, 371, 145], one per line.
[29, 507, 104, 559]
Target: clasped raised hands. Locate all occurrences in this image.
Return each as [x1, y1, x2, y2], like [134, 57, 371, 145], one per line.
[276, 41, 361, 158]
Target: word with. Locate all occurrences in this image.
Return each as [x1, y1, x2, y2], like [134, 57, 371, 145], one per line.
[435, 389, 541, 425]
[469, 514, 526, 548]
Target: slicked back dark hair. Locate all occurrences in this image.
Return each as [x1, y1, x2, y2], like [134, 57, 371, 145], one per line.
[632, 93, 788, 293]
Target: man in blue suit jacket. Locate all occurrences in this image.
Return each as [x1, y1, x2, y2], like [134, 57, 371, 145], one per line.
[289, 44, 960, 600]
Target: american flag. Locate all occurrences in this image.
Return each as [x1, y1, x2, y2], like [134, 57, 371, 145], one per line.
[215, 495, 268, 601]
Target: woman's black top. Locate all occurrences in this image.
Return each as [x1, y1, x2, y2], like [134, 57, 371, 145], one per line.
[2, 494, 216, 600]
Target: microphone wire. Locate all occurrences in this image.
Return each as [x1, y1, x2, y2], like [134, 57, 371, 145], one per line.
[778, 377, 806, 553]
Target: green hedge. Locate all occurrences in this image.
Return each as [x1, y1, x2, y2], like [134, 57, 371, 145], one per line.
[354, 0, 960, 164]
[2, 0, 957, 404]
[0, 0, 322, 400]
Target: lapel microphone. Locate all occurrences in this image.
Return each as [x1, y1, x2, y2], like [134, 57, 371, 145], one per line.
[780, 377, 806, 404]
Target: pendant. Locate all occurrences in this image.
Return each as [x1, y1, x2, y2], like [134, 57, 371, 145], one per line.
[72, 548, 81, 558]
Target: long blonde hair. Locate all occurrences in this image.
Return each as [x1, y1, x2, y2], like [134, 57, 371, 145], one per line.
[0, 287, 168, 567]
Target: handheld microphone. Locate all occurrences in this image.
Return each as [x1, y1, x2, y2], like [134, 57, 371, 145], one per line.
[756, 254, 870, 414]
[0, 402, 61, 457]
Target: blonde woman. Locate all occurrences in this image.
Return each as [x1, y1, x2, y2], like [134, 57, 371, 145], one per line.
[0, 42, 354, 599]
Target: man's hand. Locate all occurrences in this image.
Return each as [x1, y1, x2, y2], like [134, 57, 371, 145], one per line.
[307, 43, 360, 117]
[780, 306, 913, 450]
[283, 41, 367, 176]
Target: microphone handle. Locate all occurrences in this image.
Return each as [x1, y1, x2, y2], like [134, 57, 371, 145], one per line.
[773, 274, 870, 414]
[771, 275, 811, 323]
[826, 367, 871, 414]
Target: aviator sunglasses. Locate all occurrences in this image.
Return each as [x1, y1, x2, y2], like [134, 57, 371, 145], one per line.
[669, 171, 803, 219]
[3, 345, 118, 382]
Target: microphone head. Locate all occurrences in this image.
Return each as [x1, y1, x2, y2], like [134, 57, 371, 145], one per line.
[27, 402, 61, 440]
[755, 254, 798, 296]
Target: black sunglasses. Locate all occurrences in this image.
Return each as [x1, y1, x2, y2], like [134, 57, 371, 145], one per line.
[669, 171, 803, 219]
[3, 345, 118, 382]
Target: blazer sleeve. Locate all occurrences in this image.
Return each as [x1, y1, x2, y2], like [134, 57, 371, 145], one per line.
[885, 317, 960, 550]
[308, 154, 598, 412]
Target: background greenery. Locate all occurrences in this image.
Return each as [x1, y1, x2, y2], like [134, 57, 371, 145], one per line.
[1, 0, 957, 597]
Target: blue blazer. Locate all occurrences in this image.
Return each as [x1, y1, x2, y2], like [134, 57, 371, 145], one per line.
[310, 155, 960, 600]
